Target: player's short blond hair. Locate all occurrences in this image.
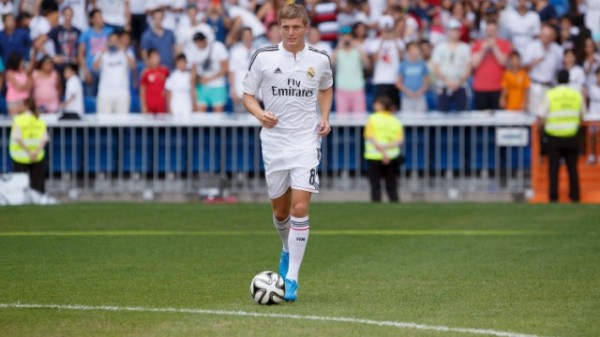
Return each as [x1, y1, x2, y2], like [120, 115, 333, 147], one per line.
[278, 3, 310, 26]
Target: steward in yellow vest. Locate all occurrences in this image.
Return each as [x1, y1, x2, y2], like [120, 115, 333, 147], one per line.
[363, 96, 404, 202]
[538, 70, 584, 202]
[9, 104, 49, 193]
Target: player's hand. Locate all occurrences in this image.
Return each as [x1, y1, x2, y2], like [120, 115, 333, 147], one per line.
[318, 119, 331, 136]
[258, 111, 278, 128]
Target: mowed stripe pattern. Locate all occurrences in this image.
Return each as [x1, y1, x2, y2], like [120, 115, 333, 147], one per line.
[0, 230, 558, 237]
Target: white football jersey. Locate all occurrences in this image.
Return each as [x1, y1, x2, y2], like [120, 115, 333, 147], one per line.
[243, 42, 333, 151]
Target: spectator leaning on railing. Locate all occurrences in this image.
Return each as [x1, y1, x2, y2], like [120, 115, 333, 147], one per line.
[500, 51, 530, 112]
[165, 53, 193, 116]
[140, 48, 169, 114]
[396, 41, 429, 113]
[0, 0, 594, 117]
[431, 18, 471, 113]
[188, 31, 229, 113]
[5, 52, 31, 116]
[60, 63, 84, 116]
[32, 55, 61, 113]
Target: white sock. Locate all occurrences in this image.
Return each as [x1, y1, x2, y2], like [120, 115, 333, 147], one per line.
[287, 215, 310, 281]
[273, 214, 290, 253]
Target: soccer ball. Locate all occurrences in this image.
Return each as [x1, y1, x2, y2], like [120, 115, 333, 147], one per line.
[250, 271, 285, 305]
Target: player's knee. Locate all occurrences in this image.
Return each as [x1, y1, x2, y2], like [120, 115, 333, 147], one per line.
[290, 203, 309, 217]
[272, 206, 290, 221]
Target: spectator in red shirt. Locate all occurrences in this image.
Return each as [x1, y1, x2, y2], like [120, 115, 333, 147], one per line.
[140, 49, 170, 114]
[471, 21, 511, 110]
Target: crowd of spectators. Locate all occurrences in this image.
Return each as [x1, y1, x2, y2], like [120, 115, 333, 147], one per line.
[0, 0, 598, 116]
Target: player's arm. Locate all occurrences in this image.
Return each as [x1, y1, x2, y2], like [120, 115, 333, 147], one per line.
[317, 58, 334, 136]
[317, 86, 333, 136]
[243, 94, 278, 128]
[242, 53, 278, 128]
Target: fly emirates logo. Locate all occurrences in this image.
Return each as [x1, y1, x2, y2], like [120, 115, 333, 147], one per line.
[271, 78, 315, 97]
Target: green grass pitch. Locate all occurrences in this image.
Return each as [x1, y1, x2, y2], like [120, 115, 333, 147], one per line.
[0, 203, 599, 337]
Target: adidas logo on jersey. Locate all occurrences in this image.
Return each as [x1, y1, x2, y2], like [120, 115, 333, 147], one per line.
[274, 68, 282, 74]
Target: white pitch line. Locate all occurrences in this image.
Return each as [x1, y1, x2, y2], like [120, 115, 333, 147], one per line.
[0, 302, 549, 337]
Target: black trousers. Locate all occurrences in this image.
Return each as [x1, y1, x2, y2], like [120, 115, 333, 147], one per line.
[546, 134, 580, 202]
[12, 160, 46, 194]
[367, 158, 399, 202]
[473, 90, 501, 110]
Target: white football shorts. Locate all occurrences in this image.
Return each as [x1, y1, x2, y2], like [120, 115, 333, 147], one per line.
[262, 148, 321, 199]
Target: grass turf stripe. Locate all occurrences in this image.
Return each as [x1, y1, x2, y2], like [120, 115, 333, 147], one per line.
[0, 303, 550, 337]
[0, 230, 559, 237]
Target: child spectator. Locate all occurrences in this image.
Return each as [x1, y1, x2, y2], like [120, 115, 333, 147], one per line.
[60, 63, 84, 116]
[94, 32, 136, 114]
[364, 95, 404, 203]
[396, 42, 429, 113]
[140, 49, 170, 114]
[5, 53, 31, 116]
[500, 51, 530, 111]
[32, 56, 61, 113]
[165, 54, 193, 116]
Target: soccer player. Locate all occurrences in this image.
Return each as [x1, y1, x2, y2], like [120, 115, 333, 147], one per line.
[242, 3, 333, 302]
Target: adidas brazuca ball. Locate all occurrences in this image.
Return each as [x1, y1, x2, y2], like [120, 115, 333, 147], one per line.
[250, 271, 285, 305]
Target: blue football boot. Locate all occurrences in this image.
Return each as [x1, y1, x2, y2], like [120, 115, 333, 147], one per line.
[284, 279, 298, 302]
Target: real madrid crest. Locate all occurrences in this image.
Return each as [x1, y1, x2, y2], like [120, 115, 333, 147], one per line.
[306, 67, 315, 79]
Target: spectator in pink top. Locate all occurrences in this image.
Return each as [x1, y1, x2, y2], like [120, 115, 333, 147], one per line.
[32, 56, 61, 113]
[5, 53, 31, 116]
[471, 21, 511, 110]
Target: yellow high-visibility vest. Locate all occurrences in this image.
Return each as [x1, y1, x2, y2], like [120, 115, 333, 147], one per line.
[363, 111, 403, 160]
[9, 112, 47, 164]
[545, 86, 582, 138]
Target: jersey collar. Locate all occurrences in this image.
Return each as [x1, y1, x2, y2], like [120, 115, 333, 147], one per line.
[279, 41, 309, 60]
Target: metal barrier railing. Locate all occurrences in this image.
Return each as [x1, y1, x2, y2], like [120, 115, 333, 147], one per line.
[0, 112, 537, 200]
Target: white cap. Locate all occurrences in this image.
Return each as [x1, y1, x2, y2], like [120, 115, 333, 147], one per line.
[378, 15, 394, 30]
[447, 18, 461, 30]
